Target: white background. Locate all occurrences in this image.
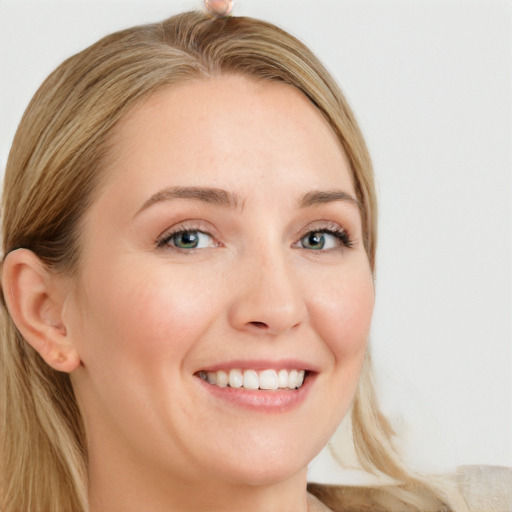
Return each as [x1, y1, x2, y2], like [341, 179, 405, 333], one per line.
[0, 0, 510, 483]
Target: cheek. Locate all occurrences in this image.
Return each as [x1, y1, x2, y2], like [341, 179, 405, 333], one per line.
[68, 260, 225, 450]
[300, 260, 374, 437]
[71, 260, 221, 370]
[309, 263, 375, 360]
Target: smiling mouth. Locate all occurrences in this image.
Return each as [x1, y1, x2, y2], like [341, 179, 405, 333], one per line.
[197, 369, 306, 391]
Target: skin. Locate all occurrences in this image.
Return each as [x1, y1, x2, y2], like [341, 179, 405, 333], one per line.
[10, 75, 375, 512]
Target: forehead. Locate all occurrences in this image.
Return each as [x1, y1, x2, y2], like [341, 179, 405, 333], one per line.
[100, 75, 354, 204]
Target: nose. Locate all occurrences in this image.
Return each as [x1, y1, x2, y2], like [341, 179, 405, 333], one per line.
[227, 248, 307, 337]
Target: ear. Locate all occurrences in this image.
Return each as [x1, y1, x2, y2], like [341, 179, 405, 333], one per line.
[1, 249, 80, 373]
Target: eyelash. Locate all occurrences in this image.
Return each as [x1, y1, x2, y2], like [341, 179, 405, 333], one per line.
[156, 224, 354, 252]
[298, 226, 354, 250]
[156, 227, 217, 251]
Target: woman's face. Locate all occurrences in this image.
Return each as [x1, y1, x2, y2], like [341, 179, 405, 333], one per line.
[66, 75, 374, 488]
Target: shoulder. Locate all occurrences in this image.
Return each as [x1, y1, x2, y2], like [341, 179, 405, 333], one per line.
[307, 491, 335, 512]
[456, 465, 512, 512]
[308, 482, 440, 512]
[308, 465, 512, 512]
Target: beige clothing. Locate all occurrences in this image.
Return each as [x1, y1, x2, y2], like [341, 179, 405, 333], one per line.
[307, 465, 512, 512]
[308, 492, 337, 512]
[456, 465, 512, 512]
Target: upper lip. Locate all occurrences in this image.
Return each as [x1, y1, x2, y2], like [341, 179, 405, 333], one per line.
[195, 359, 319, 373]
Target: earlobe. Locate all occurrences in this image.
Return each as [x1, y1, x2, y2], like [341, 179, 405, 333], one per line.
[1, 249, 81, 373]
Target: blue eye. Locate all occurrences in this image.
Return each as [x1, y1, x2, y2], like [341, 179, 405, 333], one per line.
[299, 229, 352, 250]
[159, 230, 215, 250]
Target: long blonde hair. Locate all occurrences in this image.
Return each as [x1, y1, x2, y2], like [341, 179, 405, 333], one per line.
[1, 10, 466, 512]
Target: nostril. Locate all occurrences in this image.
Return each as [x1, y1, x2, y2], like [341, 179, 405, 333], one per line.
[250, 321, 268, 329]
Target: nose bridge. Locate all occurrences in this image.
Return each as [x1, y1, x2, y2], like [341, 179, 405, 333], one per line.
[227, 237, 306, 336]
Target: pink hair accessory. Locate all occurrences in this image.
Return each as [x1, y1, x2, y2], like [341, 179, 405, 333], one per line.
[204, 0, 234, 18]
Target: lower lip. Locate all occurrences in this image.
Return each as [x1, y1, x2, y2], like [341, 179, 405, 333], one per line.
[197, 374, 315, 413]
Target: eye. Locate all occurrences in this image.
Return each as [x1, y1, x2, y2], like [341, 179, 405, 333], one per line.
[298, 228, 352, 251]
[158, 229, 216, 250]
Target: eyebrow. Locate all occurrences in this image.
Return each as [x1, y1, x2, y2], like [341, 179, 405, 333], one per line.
[135, 186, 241, 217]
[135, 186, 359, 217]
[298, 190, 360, 209]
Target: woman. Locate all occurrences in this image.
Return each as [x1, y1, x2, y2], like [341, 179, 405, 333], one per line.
[0, 6, 503, 512]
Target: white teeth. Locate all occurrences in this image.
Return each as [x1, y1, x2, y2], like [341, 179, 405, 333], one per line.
[200, 368, 307, 390]
[216, 370, 229, 387]
[277, 369, 289, 388]
[259, 369, 278, 390]
[243, 370, 259, 390]
[288, 369, 298, 389]
[228, 369, 243, 388]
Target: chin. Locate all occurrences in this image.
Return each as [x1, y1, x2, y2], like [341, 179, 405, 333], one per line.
[220, 458, 309, 488]
[196, 434, 321, 488]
